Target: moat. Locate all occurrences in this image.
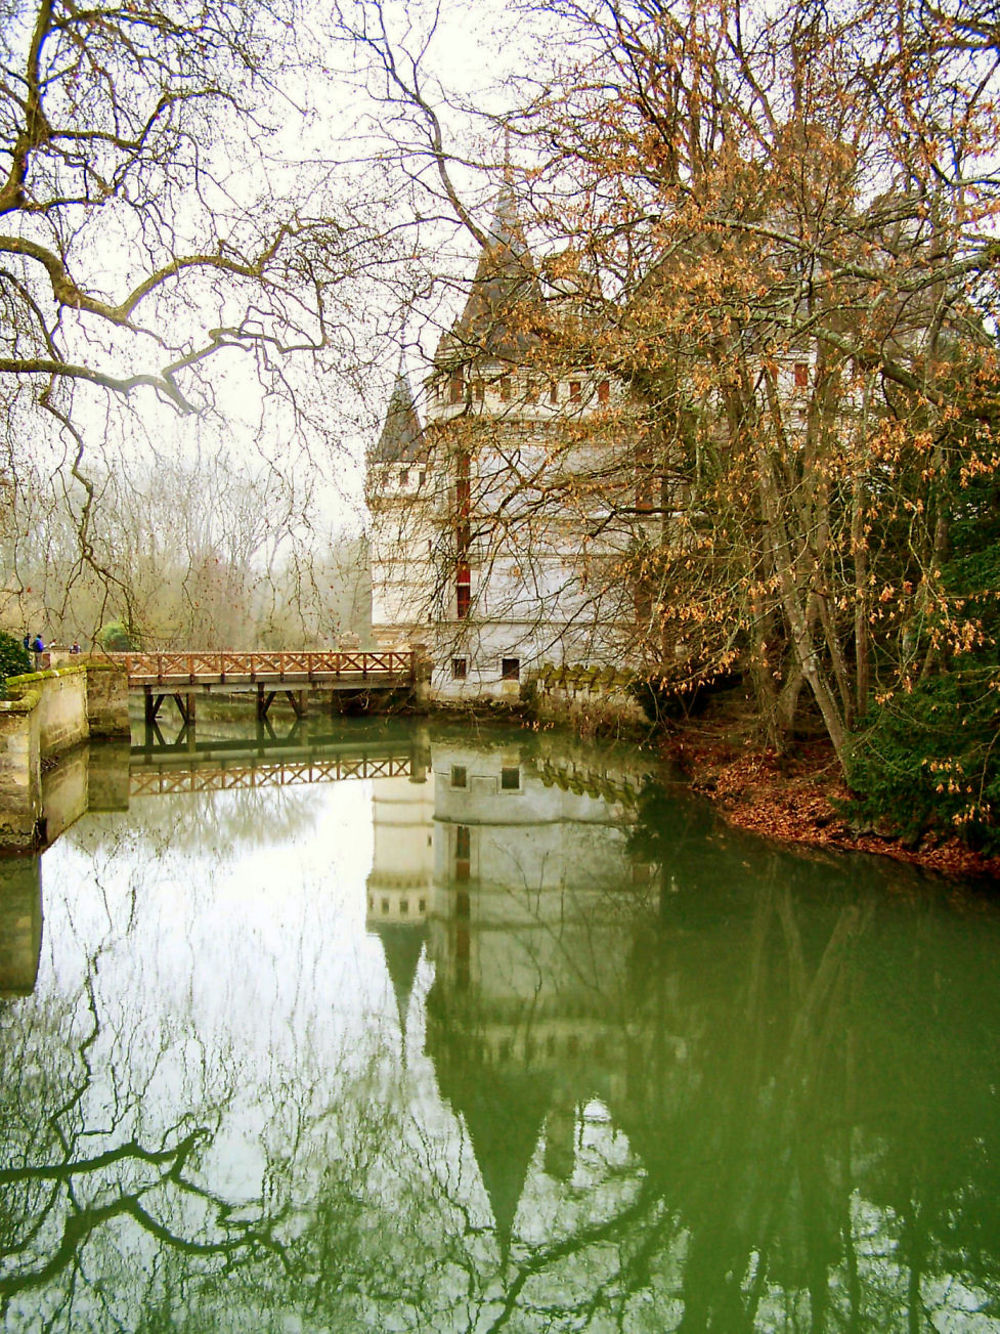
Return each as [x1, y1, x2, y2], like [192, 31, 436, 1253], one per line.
[1, 716, 998, 1331]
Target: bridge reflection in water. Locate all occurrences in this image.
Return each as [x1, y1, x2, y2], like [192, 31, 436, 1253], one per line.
[1, 722, 999, 1331]
[130, 723, 429, 795]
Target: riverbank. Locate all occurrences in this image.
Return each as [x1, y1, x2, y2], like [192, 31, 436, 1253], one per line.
[660, 719, 1000, 882]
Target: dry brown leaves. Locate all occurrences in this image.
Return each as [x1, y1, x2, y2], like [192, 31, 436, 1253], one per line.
[663, 725, 1000, 881]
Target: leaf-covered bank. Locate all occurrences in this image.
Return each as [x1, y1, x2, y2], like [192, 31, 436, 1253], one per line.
[662, 720, 1000, 882]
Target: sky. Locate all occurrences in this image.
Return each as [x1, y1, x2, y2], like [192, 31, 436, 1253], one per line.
[5, 0, 540, 546]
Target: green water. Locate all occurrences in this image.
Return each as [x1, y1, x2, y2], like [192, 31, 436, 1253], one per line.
[1, 717, 998, 1331]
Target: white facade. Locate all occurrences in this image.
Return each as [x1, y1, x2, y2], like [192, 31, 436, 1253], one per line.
[367, 205, 641, 701]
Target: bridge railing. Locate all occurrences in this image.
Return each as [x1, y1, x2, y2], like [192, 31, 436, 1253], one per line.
[114, 650, 415, 684]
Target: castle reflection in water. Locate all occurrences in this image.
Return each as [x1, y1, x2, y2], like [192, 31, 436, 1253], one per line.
[365, 733, 665, 1248]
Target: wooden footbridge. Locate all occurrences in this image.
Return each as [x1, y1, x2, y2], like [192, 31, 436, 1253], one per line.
[113, 650, 417, 728]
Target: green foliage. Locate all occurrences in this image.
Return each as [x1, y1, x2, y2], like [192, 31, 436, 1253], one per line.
[0, 631, 32, 697]
[96, 620, 140, 652]
[846, 667, 1000, 853]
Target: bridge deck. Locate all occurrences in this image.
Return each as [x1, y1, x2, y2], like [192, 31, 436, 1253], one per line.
[116, 650, 415, 690]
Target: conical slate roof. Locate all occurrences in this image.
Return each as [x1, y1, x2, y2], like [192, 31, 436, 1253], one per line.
[371, 367, 423, 464]
[436, 183, 542, 367]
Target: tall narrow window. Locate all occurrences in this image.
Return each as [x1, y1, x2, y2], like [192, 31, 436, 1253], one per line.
[451, 657, 467, 680]
[450, 372, 464, 404]
[456, 563, 471, 619]
[456, 453, 472, 568]
[473, 378, 485, 402]
[569, 380, 581, 401]
[549, 382, 559, 405]
[500, 374, 512, 402]
[794, 362, 809, 389]
[597, 379, 610, 404]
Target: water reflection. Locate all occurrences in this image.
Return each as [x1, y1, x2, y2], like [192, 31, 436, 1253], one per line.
[0, 721, 997, 1330]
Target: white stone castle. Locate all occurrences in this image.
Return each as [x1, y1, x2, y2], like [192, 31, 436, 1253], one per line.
[366, 190, 639, 701]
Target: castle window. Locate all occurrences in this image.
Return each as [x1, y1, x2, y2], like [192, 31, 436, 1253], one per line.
[549, 382, 559, 404]
[456, 826, 471, 858]
[451, 657, 467, 680]
[399, 469, 409, 487]
[381, 898, 390, 914]
[597, 379, 610, 403]
[449, 372, 464, 404]
[451, 764, 467, 788]
[500, 375, 512, 401]
[569, 380, 581, 401]
[501, 766, 520, 791]
[400, 900, 409, 915]
[456, 564, 471, 618]
[501, 657, 520, 681]
[419, 898, 426, 913]
[794, 362, 809, 389]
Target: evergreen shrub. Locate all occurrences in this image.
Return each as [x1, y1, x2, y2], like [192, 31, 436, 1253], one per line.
[96, 620, 140, 652]
[846, 669, 1000, 853]
[0, 631, 32, 698]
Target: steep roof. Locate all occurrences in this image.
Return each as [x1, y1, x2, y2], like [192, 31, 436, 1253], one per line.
[371, 366, 423, 464]
[436, 184, 542, 368]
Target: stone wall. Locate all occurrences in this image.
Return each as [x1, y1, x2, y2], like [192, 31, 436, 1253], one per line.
[0, 690, 43, 846]
[0, 663, 129, 848]
[531, 665, 649, 736]
[85, 661, 131, 736]
[34, 666, 89, 756]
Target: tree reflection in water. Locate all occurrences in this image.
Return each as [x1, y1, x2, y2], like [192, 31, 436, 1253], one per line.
[0, 724, 997, 1330]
